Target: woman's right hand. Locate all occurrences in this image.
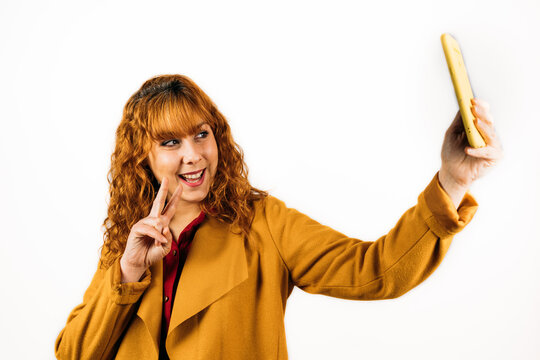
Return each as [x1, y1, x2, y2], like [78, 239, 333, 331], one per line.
[120, 177, 182, 282]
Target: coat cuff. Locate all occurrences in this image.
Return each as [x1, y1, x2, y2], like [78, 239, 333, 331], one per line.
[108, 257, 152, 305]
[417, 171, 479, 238]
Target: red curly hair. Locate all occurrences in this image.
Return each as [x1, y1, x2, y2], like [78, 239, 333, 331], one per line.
[99, 74, 268, 269]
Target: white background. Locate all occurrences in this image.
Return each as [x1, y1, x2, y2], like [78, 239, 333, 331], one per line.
[1, 0, 539, 359]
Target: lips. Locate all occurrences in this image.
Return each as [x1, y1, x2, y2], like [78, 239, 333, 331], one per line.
[178, 168, 206, 186]
[179, 169, 204, 180]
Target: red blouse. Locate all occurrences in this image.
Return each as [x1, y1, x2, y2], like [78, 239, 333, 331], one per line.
[159, 211, 206, 359]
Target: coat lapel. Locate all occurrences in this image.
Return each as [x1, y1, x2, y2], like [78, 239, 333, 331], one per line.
[168, 215, 249, 336]
[136, 259, 163, 355]
[134, 216, 249, 356]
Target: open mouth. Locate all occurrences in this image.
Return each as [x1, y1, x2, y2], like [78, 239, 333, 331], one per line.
[178, 168, 205, 184]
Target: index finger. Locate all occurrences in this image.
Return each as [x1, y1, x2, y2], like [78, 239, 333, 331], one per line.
[161, 182, 182, 221]
[149, 176, 168, 218]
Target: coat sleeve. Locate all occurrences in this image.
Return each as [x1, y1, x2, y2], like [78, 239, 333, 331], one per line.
[54, 256, 152, 360]
[264, 171, 479, 300]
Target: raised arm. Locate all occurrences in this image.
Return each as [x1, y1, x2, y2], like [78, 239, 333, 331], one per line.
[264, 171, 478, 300]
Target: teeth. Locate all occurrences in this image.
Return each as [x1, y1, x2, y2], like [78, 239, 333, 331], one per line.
[180, 169, 203, 180]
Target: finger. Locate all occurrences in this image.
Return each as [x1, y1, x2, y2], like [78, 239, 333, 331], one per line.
[149, 176, 168, 218]
[473, 98, 490, 112]
[163, 226, 173, 243]
[465, 145, 499, 161]
[465, 136, 503, 161]
[162, 183, 183, 221]
[163, 227, 174, 251]
[471, 104, 494, 125]
[138, 224, 169, 245]
[465, 146, 488, 158]
[473, 117, 497, 144]
[140, 217, 165, 234]
[471, 118, 489, 145]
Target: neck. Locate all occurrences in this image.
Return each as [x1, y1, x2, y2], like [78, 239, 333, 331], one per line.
[168, 200, 203, 236]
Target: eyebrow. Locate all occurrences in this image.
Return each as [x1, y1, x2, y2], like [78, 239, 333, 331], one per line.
[156, 122, 208, 142]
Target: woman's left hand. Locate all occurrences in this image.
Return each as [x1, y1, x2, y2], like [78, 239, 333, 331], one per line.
[440, 98, 504, 190]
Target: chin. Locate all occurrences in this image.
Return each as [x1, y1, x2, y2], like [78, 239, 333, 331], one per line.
[181, 190, 209, 204]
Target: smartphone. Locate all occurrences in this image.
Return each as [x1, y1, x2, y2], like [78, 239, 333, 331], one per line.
[441, 33, 486, 148]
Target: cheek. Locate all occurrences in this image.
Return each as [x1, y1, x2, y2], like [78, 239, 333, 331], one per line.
[154, 153, 179, 172]
[212, 145, 219, 166]
[147, 152, 159, 176]
[205, 139, 219, 172]
[212, 148, 219, 173]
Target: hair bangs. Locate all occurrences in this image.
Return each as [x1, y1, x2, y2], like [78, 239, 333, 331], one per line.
[146, 94, 211, 142]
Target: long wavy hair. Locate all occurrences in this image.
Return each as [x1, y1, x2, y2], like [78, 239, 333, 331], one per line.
[99, 74, 268, 269]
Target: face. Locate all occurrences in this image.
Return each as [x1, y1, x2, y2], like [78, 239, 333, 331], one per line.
[147, 122, 218, 209]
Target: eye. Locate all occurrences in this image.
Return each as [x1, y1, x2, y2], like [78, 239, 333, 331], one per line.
[161, 139, 180, 147]
[196, 130, 209, 139]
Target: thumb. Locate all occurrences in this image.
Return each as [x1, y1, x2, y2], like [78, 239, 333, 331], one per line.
[465, 145, 489, 158]
[163, 226, 173, 242]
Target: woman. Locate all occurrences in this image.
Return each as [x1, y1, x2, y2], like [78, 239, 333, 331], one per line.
[55, 74, 503, 359]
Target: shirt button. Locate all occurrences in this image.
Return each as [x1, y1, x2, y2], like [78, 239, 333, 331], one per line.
[164, 296, 169, 303]
[173, 250, 177, 256]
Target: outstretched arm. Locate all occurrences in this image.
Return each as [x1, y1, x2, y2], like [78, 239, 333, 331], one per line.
[264, 170, 478, 300]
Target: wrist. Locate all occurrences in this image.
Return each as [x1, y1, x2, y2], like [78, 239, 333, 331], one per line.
[120, 256, 147, 283]
[438, 169, 469, 210]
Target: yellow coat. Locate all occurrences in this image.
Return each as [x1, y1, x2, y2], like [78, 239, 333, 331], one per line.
[55, 172, 478, 359]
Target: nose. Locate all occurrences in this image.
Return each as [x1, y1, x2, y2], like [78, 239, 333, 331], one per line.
[181, 139, 202, 164]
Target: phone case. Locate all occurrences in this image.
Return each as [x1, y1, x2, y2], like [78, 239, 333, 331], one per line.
[441, 33, 486, 148]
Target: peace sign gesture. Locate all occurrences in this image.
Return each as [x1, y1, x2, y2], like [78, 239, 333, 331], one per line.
[120, 177, 182, 283]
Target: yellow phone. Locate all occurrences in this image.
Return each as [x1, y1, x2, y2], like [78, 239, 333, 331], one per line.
[441, 33, 486, 148]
